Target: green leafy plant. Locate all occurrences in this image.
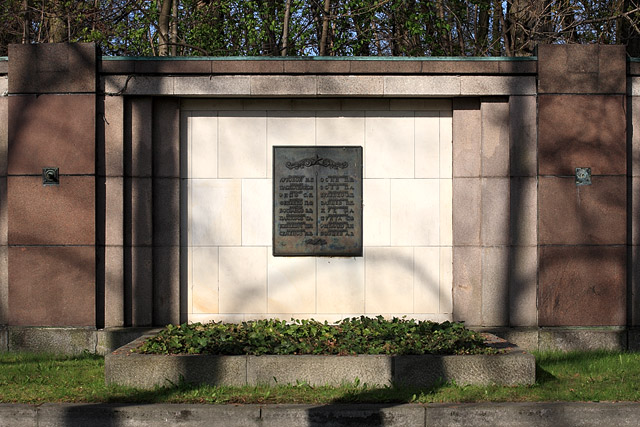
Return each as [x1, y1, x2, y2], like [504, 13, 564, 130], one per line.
[136, 316, 494, 356]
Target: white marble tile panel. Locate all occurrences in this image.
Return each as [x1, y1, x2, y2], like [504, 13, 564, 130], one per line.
[413, 247, 440, 313]
[219, 247, 267, 314]
[316, 257, 364, 313]
[439, 247, 453, 313]
[242, 179, 272, 246]
[365, 247, 414, 314]
[439, 179, 453, 246]
[415, 111, 439, 178]
[189, 314, 244, 324]
[363, 179, 391, 246]
[316, 111, 365, 147]
[365, 112, 414, 178]
[267, 111, 316, 178]
[390, 179, 439, 246]
[190, 179, 241, 246]
[192, 247, 219, 314]
[268, 255, 316, 313]
[439, 111, 453, 179]
[190, 112, 218, 179]
[218, 111, 267, 178]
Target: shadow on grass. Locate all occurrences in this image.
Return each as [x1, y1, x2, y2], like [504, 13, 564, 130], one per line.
[0, 352, 102, 365]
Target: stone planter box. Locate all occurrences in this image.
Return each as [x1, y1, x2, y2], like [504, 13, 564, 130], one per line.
[105, 332, 535, 390]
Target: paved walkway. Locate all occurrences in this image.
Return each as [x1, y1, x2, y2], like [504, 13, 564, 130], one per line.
[2, 402, 640, 426]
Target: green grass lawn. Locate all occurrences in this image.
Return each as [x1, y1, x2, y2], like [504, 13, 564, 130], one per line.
[1, 351, 640, 404]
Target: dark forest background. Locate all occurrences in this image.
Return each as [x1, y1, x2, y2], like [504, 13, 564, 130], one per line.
[2, 1, 640, 57]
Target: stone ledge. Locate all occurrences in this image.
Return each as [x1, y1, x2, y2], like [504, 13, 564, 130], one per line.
[4, 326, 156, 355]
[105, 332, 535, 390]
[102, 75, 536, 96]
[6, 402, 640, 427]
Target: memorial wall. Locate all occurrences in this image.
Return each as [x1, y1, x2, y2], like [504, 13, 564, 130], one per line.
[0, 43, 637, 352]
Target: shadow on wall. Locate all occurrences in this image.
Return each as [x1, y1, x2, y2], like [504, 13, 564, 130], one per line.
[7, 43, 98, 327]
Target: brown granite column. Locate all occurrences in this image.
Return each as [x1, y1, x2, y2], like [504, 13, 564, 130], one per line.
[537, 45, 627, 326]
[7, 43, 97, 326]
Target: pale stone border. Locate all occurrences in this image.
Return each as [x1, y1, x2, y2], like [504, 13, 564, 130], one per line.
[105, 332, 535, 390]
[102, 75, 536, 97]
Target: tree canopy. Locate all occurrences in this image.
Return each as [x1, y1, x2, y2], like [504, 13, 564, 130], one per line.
[2, 1, 640, 57]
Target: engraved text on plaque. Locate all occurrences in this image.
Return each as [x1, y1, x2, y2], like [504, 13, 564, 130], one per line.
[273, 146, 363, 256]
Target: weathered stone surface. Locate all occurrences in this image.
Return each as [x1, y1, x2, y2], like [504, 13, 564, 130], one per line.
[152, 98, 180, 178]
[384, 76, 459, 96]
[394, 351, 535, 387]
[0, 94, 7, 176]
[422, 60, 499, 74]
[126, 97, 153, 177]
[8, 246, 95, 326]
[632, 97, 640, 177]
[102, 95, 124, 177]
[452, 98, 481, 177]
[481, 101, 509, 177]
[284, 60, 350, 74]
[8, 327, 96, 354]
[481, 178, 509, 246]
[508, 246, 538, 327]
[8, 43, 96, 94]
[453, 178, 481, 245]
[103, 245, 124, 328]
[538, 44, 626, 94]
[452, 246, 482, 326]
[124, 177, 153, 247]
[509, 96, 537, 177]
[106, 335, 534, 389]
[212, 60, 284, 74]
[252, 76, 316, 95]
[135, 60, 211, 74]
[509, 177, 537, 246]
[8, 176, 95, 245]
[319, 76, 383, 95]
[538, 176, 626, 245]
[538, 95, 626, 176]
[103, 75, 174, 96]
[460, 76, 536, 95]
[481, 247, 509, 327]
[8, 402, 640, 427]
[152, 246, 180, 326]
[8, 95, 95, 175]
[126, 246, 153, 327]
[0, 246, 7, 326]
[538, 246, 626, 326]
[539, 328, 627, 351]
[174, 76, 250, 96]
[262, 404, 425, 427]
[351, 61, 421, 74]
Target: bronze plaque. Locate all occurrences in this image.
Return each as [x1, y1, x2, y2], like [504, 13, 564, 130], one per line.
[273, 146, 363, 256]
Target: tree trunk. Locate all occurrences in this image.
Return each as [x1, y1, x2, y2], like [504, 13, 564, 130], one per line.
[171, 0, 178, 56]
[491, 0, 502, 55]
[319, 0, 331, 56]
[48, 0, 66, 43]
[21, 0, 29, 44]
[477, 2, 489, 55]
[281, 0, 291, 56]
[158, 0, 173, 56]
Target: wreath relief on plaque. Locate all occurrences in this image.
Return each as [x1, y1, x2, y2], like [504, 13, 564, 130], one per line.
[273, 146, 363, 257]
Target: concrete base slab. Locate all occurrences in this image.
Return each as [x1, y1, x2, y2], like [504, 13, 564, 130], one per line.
[4, 403, 640, 427]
